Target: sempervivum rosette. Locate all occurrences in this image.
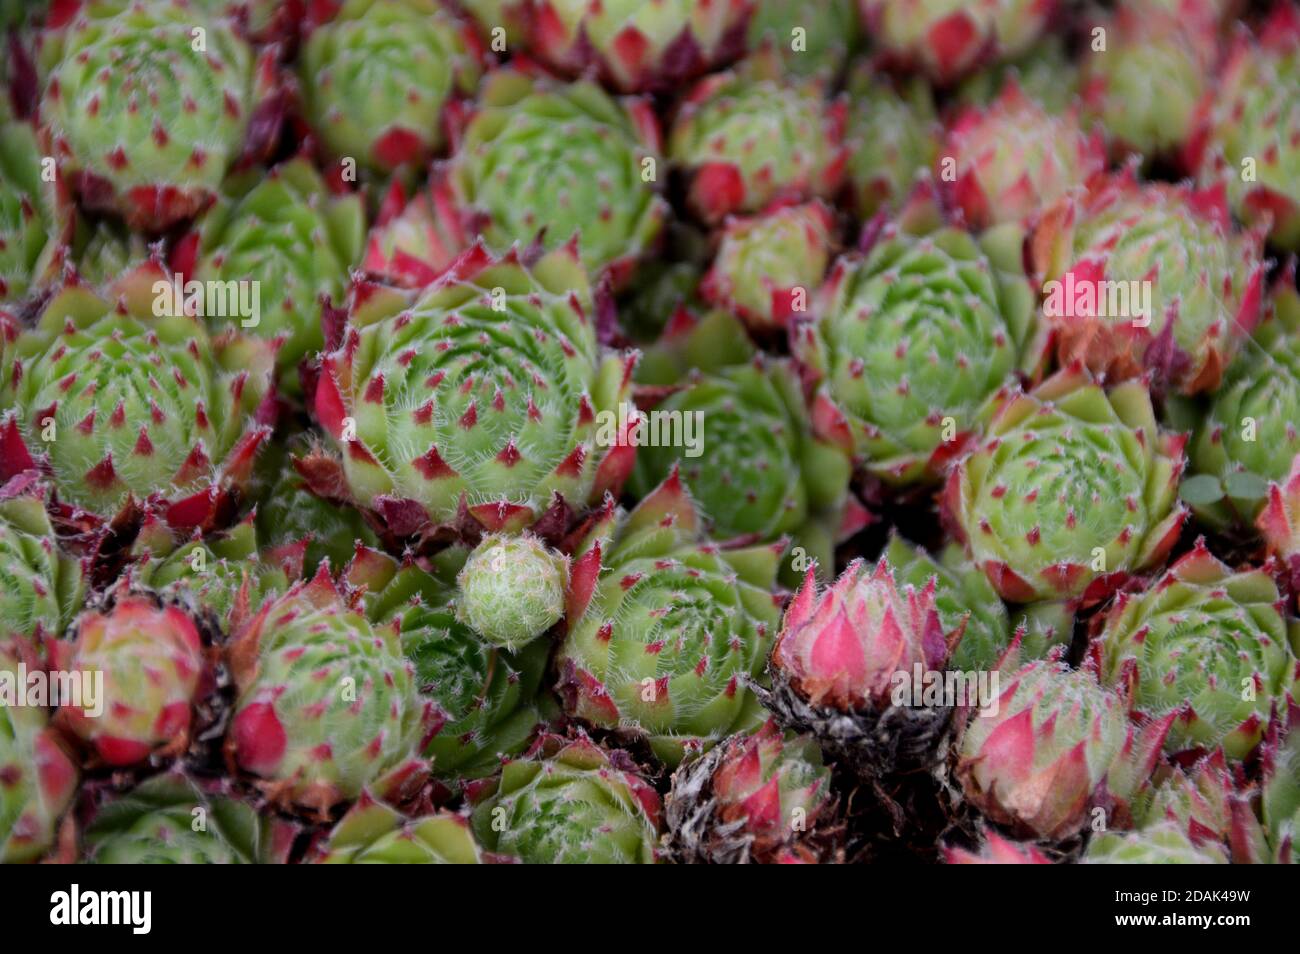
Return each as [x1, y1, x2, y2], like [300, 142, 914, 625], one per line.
[858, 0, 1060, 85]
[955, 35, 1079, 113]
[303, 243, 637, 541]
[50, 587, 211, 767]
[1094, 540, 1300, 761]
[298, 0, 483, 175]
[664, 719, 837, 864]
[444, 68, 667, 285]
[184, 158, 365, 380]
[629, 358, 864, 586]
[1180, 278, 1300, 531]
[1135, 749, 1270, 863]
[38, 0, 281, 231]
[762, 557, 968, 779]
[0, 115, 66, 305]
[954, 650, 1174, 842]
[746, 0, 858, 80]
[226, 567, 433, 817]
[668, 51, 846, 225]
[794, 191, 1041, 486]
[0, 475, 85, 643]
[1260, 454, 1300, 599]
[1261, 698, 1300, 862]
[525, 0, 753, 93]
[945, 366, 1187, 607]
[1080, 1, 1221, 166]
[556, 470, 784, 766]
[843, 68, 940, 220]
[0, 641, 78, 863]
[345, 548, 549, 784]
[83, 772, 296, 864]
[1190, 4, 1300, 250]
[314, 793, 485, 863]
[699, 200, 836, 332]
[1083, 823, 1229, 864]
[940, 80, 1106, 229]
[1030, 171, 1266, 397]
[0, 262, 277, 531]
[467, 733, 661, 864]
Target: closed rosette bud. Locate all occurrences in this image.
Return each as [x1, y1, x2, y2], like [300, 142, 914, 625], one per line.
[944, 366, 1187, 605]
[1095, 540, 1300, 760]
[955, 652, 1173, 841]
[226, 567, 432, 817]
[664, 719, 837, 864]
[314, 793, 486, 864]
[467, 733, 660, 864]
[1135, 749, 1270, 863]
[52, 590, 209, 767]
[456, 534, 568, 650]
[1030, 171, 1266, 397]
[942, 830, 1053, 864]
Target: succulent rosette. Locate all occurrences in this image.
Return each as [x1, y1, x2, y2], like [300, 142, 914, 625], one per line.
[883, 533, 1071, 672]
[0, 115, 66, 305]
[467, 733, 660, 864]
[858, 0, 1059, 85]
[1096, 541, 1300, 760]
[315, 793, 485, 864]
[1083, 822, 1229, 864]
[38, 0, 281, 231]
[346, 547, 549, 782]
[942, 830, 1053, 864]
[0, 261, 277, 530]
[84, 772, 295, 864]
[1030, 171, 1266, 397]
[50, 589, 210, 767]
[700, 200, 835, 332]
[67, 218, 151, 288]
[360, 178, 469, 290]
[556, 470, 784, 766]
[298, 0, 483, 174]
[664, 719, 836, 864]
[445, 68, 667, 284]
[940, 80, 1106, 229]
[1180, 279, 1300, 530]
[746, 0, 857, 80]
[944, 366, 1188, 606]
[1261, 698, 1300, 862]
[763, 557, 968, 777]
[455, 533, 568, 649]
[629, 358, 863, 585]
[226, 567, 433, 816]
[0, 641, 78, 863]
[185, 158, 365, 377]
[668, 51, 846, 225]
[843, 68, 940, 220]
[795, 192, 1040, 486]
[955, 35, 1079, 113]
[1135, 749, 1269, 862]
[304, 243, 637, 540]
[0, 475, 85, 642]
[1080, 3, 1220, 165]
[454, 0, 528, 46]
[526, 0, 753, 93]
[954, 652, 1173, 841]
[1260, 454, 1300, 598]
[1190, 4, 1300, 250]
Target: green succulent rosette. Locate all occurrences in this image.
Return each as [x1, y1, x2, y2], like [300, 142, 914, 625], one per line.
[1134, 750, 1270, 863]
[0, 478, 85, 642]
[0, 642, 78, 863]
[843, 67, 939, 220]
[39, 0, 274, 231]
[0, 262, 275, 525]
[315, 793, 484, 863]
[556, 470, 784, 766]
[945, 367, 1188, 605]
[1176, 283, 1300, 531]
[191, 158, 365, 378]
[0, 117, 64, 305]
[1097, 541, 1300, 760]
[795, 192, 1040, 485]
[299, 0, 482, 175]
[668, 51, 845, 224]
[746, 0, 858, 80]
[1261, 699, 1300, 863]
[68, 218, 152, 288]
[1083, 823, 1229, 864]
[447, 69, 667, 284]
[883, 533, 1070, 672]
[308, 242, 638, 537]
[84, 772, 294, 864]
[468, 733, 660, 864]
[346, 547, 549, 783]
[956, 35, 1080, 113]
[455, 534, 568, 649]
[629, 358, 858, 586]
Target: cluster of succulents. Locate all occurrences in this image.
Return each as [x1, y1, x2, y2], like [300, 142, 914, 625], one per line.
[1, 0, 1299, 869]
